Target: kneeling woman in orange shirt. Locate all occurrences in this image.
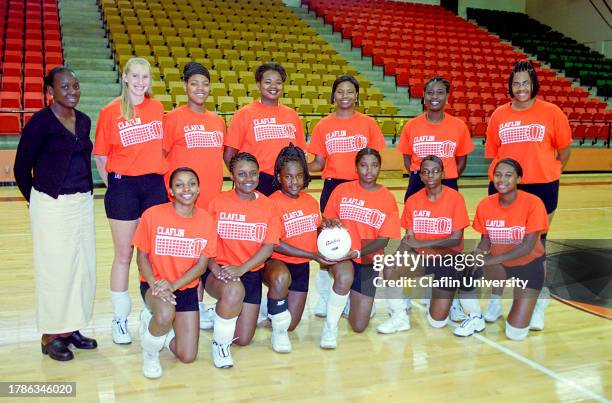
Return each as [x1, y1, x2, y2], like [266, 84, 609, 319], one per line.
[133, 168, 217, 378]
[320, 148, 401, 349]
[473, 158, 549, 341]
[203, 152, 282, 367]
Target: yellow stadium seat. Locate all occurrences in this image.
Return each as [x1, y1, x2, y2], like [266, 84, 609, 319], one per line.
[210, 30, 226, 40]
[205, 98, 215, 111]
[291, 73, 306, 86]
[256, 51, 272, 61]
[304, 117, 321, 134]
[173, 94, 188, 106]
[379, 119, 397, 136]
[111, 33, 130, 45]
[247, 83, 259, 97]
[321, 74, 336, 86]
[210, 82, 227, 97]
[239, 71, 255, 84]
[182, 37, 199, 49]
[156, 56, 174, 70]
[175, 58, 191, 71]
[226, 31, 242, 41]
[213, 59, 230, 72]
[150, 67, 161, 80]
[221, 70, 238, 84]
[217, 39, 232, 50]
[283, 85, 300, 99]
[241, 31, 256, 42]
[248, 41, 264, 52]
[152, 45, 170, 57]
[129, 33, 147, 46]
[363, 100, 381, 115]
[223, 49, 240, 60]
[283, 62, 296, 74]
[200, 38, 215, 50]
[233, 40, 249, 51]
[114, 43, 133, 57]
[231, 60, 248, 72]
[301, 85, 318, 100]
[151, 80, 167, 96]
[271, 52, 287, 63]
[294, 98, 313, 113]
[311, 64, 328, 74]
[169, 81, 186, 96]
[228, 83, 247, 98]
[247, 60, 261, 71]
[306, 74, 323, 86]
[162, 67, 180, 83]
[133, 44, 152, 57]
[207, 48, 223, 60]
[380, 101, 398, 115]
[237, 96, 253, 107]
[146, 34, 165, 47]
[156, 94, 174, 111]
[188, 47, 205, 58]
[365, 88, 384, 101]
[280, 98, 294, 108]
[286, 52, 301, 63]
[170, 47, 187, 58]
[240, 50, 256, 62]
[263, 41, 279, 52]
[217, 96, 236, 113]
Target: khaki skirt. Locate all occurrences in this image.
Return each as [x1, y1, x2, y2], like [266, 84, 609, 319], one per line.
[29, 188, 96, 334]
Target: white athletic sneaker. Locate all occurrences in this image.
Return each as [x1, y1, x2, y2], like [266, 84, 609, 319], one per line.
[139, 309, 152, 340]
[453, 313, 486, 337]
[529, 296, 550, 331]
[376, 313, 410, 334]
[112, 318, 132, 345]
[483, 299, 503, 323]
[211, 340, 233, 369]
[271, 329, 292, 353]
[449, 299, 467, 322]
[320, 322, 338, 349]
[314, 296, 327, 317]
[142, 351, 162, 379]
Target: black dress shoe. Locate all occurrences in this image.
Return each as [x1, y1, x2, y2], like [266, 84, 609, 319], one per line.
[64, 331, 97, 350]
[41, 338, 74, 361]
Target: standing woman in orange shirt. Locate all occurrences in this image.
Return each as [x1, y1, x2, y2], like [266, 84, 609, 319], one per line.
[162, 62, 226, 329]
[163, 62, 225, 209]
[307, 75, 386, 317]
[397, 77, 474, 201]
[94, 57, 168, 345]
[483, 61, 572, 329]
[224, 62, 306, 196]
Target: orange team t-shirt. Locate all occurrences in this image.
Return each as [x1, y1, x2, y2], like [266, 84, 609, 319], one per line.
[308, 112, 387, 180]
[473, 190, 548, 267]
[401, 186, 470, 255]
[485, 99, 572, 184]
[163, 105, 226, 209]
[224, 101, 306, 175]
[208, 189, 282, 272]
[323, 180, 401, 263]
[132, 202, 217, 290]
[94, 97, 168, 176]
[397, 113, 474, 179]
[270, 190, 321, 264]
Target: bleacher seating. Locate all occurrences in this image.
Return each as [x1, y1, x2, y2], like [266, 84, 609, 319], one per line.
[0, 0, 62, 134]
[99, 0, 399, 137]
[305, 0, 611, 145]
[467, 8, 612, 99]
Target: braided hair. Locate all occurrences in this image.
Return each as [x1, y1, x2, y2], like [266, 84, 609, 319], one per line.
[229, 152, 259, 176]
[273, 143, 310, 189]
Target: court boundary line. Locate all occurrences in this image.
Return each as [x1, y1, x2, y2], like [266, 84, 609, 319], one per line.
[411, 301, 612, 403]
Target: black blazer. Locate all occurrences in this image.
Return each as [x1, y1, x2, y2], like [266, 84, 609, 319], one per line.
[14, 107, 93, 202]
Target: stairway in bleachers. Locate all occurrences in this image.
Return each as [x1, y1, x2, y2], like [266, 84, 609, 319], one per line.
[290, 4, 422, 118]
[59, 0, 120, 135]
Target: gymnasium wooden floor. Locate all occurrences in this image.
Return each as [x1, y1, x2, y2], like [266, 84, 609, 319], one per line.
[0, 174, 611, 402]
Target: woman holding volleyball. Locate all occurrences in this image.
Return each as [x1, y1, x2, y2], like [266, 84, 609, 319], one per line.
[320, 148, 401, 349]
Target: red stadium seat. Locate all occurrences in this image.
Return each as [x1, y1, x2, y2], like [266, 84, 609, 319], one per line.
[0, 92, 22, 109]
[23, 92, 45, 109]
[0, 114, 22, 135]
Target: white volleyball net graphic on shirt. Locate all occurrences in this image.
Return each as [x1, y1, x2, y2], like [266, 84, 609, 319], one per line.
[184, 129, 223, 148]
[339, 203, 386, 229]
[217, 220, 267, 242]
[119, 121, 163, 147]
[155, 235, 208, 258]
[284, 214, 318, 238]
[413, 217, 452, 235]
[253, 123, 296, 141]
[325, 135, 367, 154]
[413, 140, 457, 158]
[486, 225, 525, 245]
[499, 124, 545, 145]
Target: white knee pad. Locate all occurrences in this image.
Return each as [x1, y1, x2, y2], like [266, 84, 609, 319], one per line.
[505, 321, 529, 341]
[427, 312, 449, 328]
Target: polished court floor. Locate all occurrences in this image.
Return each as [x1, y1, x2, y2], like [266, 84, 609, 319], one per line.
[0, 174, 610, 402]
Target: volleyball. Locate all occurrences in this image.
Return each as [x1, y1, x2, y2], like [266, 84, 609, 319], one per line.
[317, 227, 352, 260]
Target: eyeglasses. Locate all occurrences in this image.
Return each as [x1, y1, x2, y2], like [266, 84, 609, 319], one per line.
[420, 169, 442, 176]
[512, 80, 531, 89]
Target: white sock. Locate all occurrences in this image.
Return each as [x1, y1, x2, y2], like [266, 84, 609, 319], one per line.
[213, 313, 237, 344]
[141, 328, 166, 354]
[490, 293, 502, 302]
[270, 310, 291, 332]
[459, 292, 481, 316]
[199, 301, 206, 312]
[111, 290, 131, 320]
[427, 312, 448, 328]
[387, 297, 408, 317]
[260, 294, 269, 318]
[505, 320, 529, 341]
[315, 270, 331, 300]
[164, 328, 175, 350]
[326, 289, 349, 328]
